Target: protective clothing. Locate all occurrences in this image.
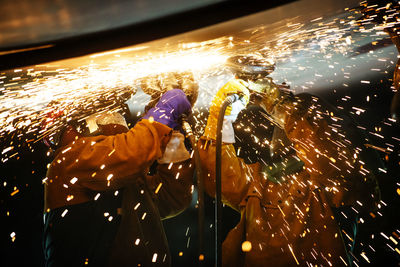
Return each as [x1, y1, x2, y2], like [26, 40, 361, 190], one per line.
[199, 93, 379, 266]
[233, 105, 274, 164]
[44, 115, 194, 265]
[158, 131, 191, 164]
[143, 89, 192, 130]
[84, 112, 129, 134]
[203, 78, 250, 142]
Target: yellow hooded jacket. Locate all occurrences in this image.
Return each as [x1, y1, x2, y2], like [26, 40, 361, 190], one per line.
[199, 93, 379, 266]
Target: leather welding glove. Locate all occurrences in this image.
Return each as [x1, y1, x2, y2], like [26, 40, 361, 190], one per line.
[204, 79, 250, 142]
[143, 89, 192, 130]
[158, 130, 190, 164]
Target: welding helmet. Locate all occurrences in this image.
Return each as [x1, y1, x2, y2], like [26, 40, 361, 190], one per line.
[141, 71, 199, 110]
[42, 86, 134, 151]
[227, 55, 275, 82]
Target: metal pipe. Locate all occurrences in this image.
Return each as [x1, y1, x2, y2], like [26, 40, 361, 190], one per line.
[215, 94, 239, 267]
[181, 116, 205, 266]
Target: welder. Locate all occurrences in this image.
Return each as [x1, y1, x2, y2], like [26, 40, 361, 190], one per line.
[198, 55, 380, 266]
[42, 86, 195, 266]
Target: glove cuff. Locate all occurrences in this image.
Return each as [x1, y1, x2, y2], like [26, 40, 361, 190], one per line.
[221, 118, 235, 143]
[158, 131, 190, 163]
[204, 115, 235, 143]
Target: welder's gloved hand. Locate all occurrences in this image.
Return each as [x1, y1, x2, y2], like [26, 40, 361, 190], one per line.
[204, 79, 250, 142]
[158, 131, 190, 164]
[143, 89, 192, 130]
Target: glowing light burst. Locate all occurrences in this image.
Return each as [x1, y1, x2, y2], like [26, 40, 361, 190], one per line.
[0, 44, 229, 153]
[0, 3, 394, 167]
[1, 2, 400, 264]
[0, 12, 362, 149]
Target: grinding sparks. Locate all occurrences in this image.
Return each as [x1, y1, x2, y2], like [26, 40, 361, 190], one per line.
[134, 203, 141, 210]
[0, 43, 227, 157]
[10, 232, 16, 242]
[0, 8, 377, 159]
[0, 1, 400, 265]
[360, 252, 370, 263]
[155, 183, 163, 194]
[61, 209, 68, 217]
[10, 189, 19, 196]
[288, 244, 300, 265]
[152, 253, 158, 263]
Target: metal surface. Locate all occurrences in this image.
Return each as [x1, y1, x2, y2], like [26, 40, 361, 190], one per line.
[0, 0, 294, 70]
[0, 0, 223, 49]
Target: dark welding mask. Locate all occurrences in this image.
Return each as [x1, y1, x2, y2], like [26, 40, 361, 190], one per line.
[226, 55, 275, 82]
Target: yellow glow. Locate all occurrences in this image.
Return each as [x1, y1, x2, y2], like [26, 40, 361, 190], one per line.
[155, 183, 163, 194]
[89, 46, 148, 58]
[288, 244, 300, 265]
[242, 241, 252, 252]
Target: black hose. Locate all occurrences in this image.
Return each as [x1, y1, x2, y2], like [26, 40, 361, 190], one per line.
[181, 117, 205, 266]
[215, 94, 239, 267]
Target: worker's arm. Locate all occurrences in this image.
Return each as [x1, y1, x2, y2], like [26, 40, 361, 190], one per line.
[198, 139, 249, 211]
[49, 120, 172, 191]
[198, 79, 251, 211]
